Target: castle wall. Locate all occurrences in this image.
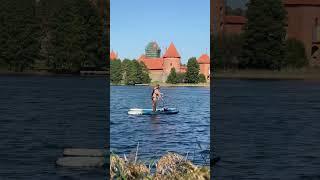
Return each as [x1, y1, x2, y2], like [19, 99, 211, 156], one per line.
[286, 5, 320, 66]
[163, 57, 181, 74]
[215, 1, 320, 66]
[199, 64, 210, 80]
[149, 70, 166, 82]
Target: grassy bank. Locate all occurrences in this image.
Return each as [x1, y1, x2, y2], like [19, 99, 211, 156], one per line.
[214, 68, 320, 80]
[110, 152, 210, 180]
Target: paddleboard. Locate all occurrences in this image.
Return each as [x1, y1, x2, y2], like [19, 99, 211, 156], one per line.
[128, 107, 179, 115]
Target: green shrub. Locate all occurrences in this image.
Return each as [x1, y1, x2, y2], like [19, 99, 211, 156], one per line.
[166, 68, 178, 84]
[284, 38, 308, 68]
[199, 74, 206, 83]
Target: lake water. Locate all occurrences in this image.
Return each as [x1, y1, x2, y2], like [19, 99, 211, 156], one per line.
[213, 79, 320, 180]
[0, 76, 107, 179]
[110, 86, 210, 165]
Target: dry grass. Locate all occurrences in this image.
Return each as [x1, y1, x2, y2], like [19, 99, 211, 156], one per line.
[110, 152, 210, 180]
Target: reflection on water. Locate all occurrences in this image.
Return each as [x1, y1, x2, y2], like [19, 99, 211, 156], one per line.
[111, 86, 210, 165]
[213, 79, 320, 180]
[0, 76, 107, 179]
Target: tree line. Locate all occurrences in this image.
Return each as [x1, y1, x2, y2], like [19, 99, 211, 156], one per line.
[0, 0, 105, 73]
[111, 57, 207, 85]
[110, 59, 150, 85]
[214, 0, 308, 70]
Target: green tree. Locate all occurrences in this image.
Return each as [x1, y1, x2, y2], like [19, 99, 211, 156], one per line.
[284, 38, 308, 68]
[48, 0, 101, 72]
[110, 59, 122, 84]
[166, 68, 178, 84]
[0, 0, 41, 71]
[240, 0, 287, 70]
[185, 57, 200, 83]
[199, 74, 207, 83]
[176, 73, 186, 83]
[139, 62, 151, 84]
[213, 34, 243, 70]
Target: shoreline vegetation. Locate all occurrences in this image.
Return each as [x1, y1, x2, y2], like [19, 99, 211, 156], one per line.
[214, 68, 320, 80]
[4, 69, 320, 81]
[112, 82, 210, 87]
[111, 152, 210, 180]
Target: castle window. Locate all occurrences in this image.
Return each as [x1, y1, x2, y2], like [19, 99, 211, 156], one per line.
[170, 63, 172, 66]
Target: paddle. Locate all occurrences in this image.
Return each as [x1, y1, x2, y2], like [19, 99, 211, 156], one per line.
[159, 94, 168, 111]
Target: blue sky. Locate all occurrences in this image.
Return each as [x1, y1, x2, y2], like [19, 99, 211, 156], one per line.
[110, 0, 210, 64]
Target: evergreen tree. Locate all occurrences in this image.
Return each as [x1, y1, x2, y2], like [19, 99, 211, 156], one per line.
[185, 57, 200, 83]
[139, 62, 151, 84]
[48, 0, 101, 72]
[199, 74, 207, 83]
[110, 59, 122, 84]
[284, 38, 308, 68]
[0, 0, 41, 71]
[176, 72, 186, 83]
[240, 0, 287, 70]
[166, 68, 178, 84]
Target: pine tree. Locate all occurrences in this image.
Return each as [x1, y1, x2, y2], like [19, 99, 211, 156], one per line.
[110, 59, 122, 84]
[185, 57, 200, 83]
[166, 68, 178, 84]
[0, 0, 41, 72]
[240, 0, 287, 70]
[199, 74, 207, 83]
[48, 0, 101, 72]
[139, 62, 151, 84]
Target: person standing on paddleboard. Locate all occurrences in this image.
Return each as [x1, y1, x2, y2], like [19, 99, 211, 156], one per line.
[151, 84, 161, 112]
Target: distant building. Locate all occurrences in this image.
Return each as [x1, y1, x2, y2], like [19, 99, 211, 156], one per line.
[198, 54, 210, 80]
[110, 50, 118, 61]
[139, 41, 210, 82]
[138, 42, 187, 82]
[213, 0, 320, 66]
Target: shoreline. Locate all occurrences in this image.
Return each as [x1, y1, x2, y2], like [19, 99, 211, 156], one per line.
[111, 82, 210, 87]
[214, 69, 320, 80]
[0, 71, 107, 77]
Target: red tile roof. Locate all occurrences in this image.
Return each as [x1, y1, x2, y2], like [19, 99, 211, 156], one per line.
[198, 54, 210, 64]
[284, 0, 320, 6]
[224, 16, 246, 24]
[139, 57, 164, 70]
[110, 50, 118, 60]
[163, 42, 181, 58]
[138, 54, 146, 61]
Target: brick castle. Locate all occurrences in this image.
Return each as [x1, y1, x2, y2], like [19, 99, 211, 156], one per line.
[111, 42, 210, 82]
[213, 0, 320, 66]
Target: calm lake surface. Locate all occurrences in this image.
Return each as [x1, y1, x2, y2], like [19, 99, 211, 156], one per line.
[110, 86, 210, 165]
[0, 76, 107, 179]
[213, 79, 320, 180]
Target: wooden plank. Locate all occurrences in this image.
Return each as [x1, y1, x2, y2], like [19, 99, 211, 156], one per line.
[63, 148, 106, 157]
[56, 157, 105, 167]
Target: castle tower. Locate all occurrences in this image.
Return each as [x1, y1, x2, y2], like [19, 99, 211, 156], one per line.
[197, 54, 210, 80]
[145, 41, 161, 58]
[110, 50, 118, 60]
[163, 42, 181, 74]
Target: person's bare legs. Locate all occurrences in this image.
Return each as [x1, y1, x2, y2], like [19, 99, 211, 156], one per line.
[152, 99, 157, 112]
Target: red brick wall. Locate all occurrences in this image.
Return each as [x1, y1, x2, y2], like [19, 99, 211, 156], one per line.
[224, 24, 243, 34]
[163, 58, 181, 74]
[199, 64, 210, 79]
[286, 5, 320, 65]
